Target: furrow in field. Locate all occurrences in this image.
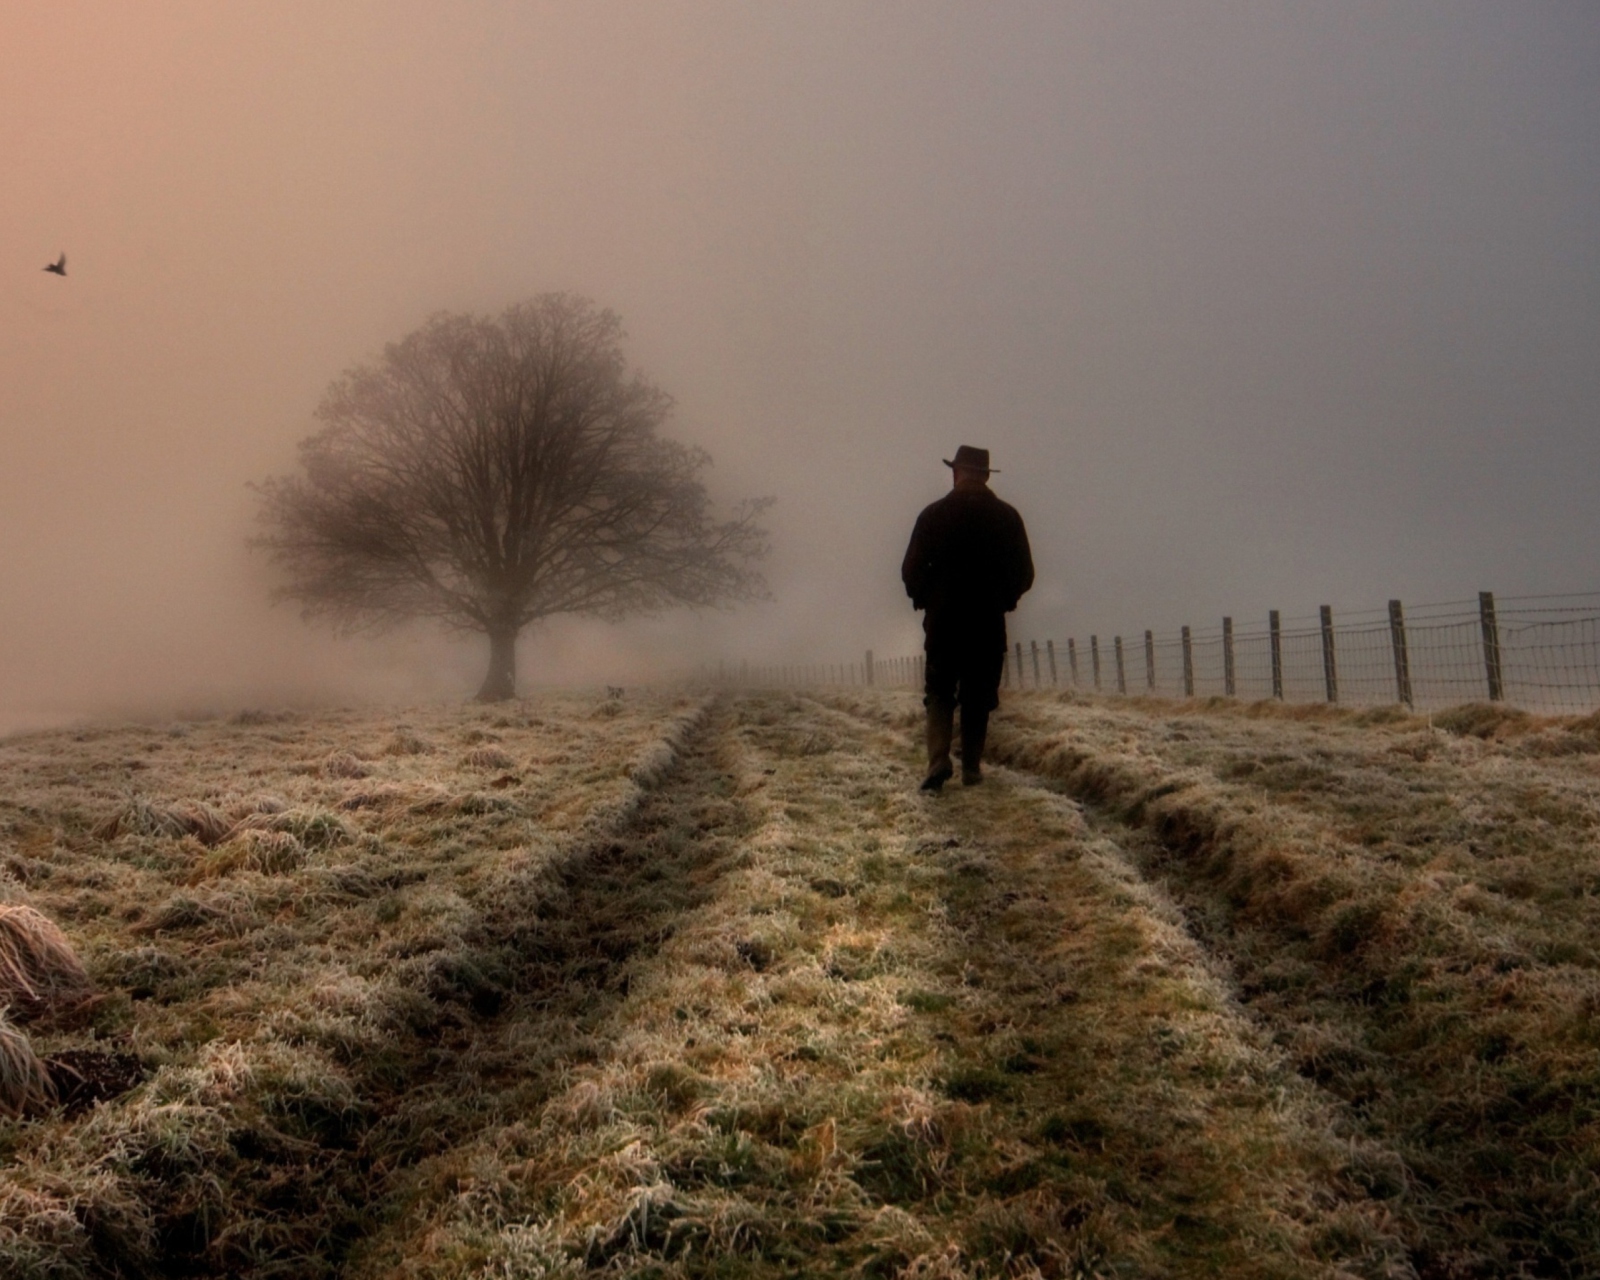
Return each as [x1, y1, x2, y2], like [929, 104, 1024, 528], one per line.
[404, 690, 1409, 1278]
[948, 690, 1600, 1280]
[0, 693, 710, 1280]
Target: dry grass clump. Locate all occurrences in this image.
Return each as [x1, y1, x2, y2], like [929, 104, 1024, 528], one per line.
[0, 1009, 55, 1114]
[383, 726, 434, 755]
[93, 797, 233, 846]
[336, 782, 415, 812]
[231, 805, 354, 851]
[0, 904, 94, 1018]
[463, 744, 516, 770]
[322, 750, 370, 779]
[139, 888, 261, 936]
[1432, 701, 1535, 739]
[195, 829, 307, 880]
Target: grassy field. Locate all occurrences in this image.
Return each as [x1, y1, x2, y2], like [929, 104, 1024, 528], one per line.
[0, 688, 1596, 1277]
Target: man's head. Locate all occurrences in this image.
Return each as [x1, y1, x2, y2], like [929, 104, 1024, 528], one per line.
[944, 444, 994, 490]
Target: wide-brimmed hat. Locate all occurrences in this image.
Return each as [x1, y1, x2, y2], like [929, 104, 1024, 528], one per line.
[943, 445, 998, 473]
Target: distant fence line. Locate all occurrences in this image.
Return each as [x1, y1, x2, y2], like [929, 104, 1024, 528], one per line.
[709, 591, 1600, 715]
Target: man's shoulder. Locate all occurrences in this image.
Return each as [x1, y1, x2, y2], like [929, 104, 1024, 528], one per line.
[966, 489, 1026, 525]
[917, 488, 1025, 526]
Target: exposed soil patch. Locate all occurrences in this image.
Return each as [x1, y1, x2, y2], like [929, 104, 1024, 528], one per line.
[44, 1049, 145, 1114]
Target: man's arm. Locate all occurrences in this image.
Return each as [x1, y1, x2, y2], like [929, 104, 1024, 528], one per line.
[902, 509, 932, 609]
[1005, 510, 1034, 611]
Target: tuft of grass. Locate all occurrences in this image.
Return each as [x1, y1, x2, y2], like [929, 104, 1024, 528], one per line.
[463, 745, 516, 770]
[0, 904, 94, 1018]
[0, 1010, 54, 1114]
[1433, 701, 1535, 739]
[231, 805, 354, 851]
[94, 797, 233, 846]
[322, 750, 370, 779]
[195, 829, 307, 879]
[382, 726, 434, 755]
[139, 888, 260, 936]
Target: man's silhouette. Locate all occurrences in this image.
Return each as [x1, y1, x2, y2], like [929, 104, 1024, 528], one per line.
[901, 446, 1033, 790]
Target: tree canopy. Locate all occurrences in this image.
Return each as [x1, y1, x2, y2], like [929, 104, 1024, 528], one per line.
[255, 295, 770, 698]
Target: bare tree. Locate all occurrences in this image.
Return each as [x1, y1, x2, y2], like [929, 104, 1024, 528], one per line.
[255, 295, 770, 699]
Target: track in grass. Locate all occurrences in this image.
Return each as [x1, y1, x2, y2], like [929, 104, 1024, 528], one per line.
[24, 688, 1587, 1276]
[342, 700, 755, 1276]
[372, 692, 1409, 1278]
[0, 695, 714, 1279]
[844, 687, 1600, 1280]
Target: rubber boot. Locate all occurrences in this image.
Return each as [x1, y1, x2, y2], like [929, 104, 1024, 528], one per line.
[920, 696, 955, 791]
[960, 704, 989, 786]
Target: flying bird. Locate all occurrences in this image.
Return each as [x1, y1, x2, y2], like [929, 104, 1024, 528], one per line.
[42, 254, 66, 276]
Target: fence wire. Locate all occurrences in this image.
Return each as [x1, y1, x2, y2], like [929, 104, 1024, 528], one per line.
[711, 592, 1600, 715]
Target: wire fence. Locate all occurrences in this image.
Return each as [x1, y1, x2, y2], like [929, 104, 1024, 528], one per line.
[709, 591, 1600, 715]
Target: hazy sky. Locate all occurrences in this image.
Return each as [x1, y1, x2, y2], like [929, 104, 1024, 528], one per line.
[4, 2, 1599, 714]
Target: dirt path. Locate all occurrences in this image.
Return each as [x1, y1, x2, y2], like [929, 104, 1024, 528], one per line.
[355, 693, 1409, 1278]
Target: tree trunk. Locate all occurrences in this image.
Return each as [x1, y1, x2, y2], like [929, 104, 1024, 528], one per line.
[476, 626, 519, 702]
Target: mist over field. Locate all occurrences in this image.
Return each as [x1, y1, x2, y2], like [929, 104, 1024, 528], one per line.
[5, 2, 1600, 719]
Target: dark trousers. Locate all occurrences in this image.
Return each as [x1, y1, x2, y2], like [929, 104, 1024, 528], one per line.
[923, 619, 1006, 768]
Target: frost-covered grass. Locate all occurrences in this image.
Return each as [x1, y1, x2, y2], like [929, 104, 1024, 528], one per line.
[0, 691, 706, 1278]
[346, 694, 1404, 1279]
[879, 687, 1600, 1280]
[7, 685, 1592, 1277]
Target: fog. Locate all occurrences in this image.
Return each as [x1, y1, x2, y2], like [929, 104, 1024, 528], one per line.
[5, 2, 1599, 719]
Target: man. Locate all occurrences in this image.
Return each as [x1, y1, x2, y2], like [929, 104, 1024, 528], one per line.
[901, 445, 1034, 791]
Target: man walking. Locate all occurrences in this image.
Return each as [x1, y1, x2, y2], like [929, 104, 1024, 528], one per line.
[901, 446, 1034, 791]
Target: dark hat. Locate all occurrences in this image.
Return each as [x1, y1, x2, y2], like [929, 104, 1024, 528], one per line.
[943, 445, 997, 473]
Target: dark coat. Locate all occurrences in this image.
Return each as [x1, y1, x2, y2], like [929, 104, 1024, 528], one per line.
[901, 486, 1034, 650]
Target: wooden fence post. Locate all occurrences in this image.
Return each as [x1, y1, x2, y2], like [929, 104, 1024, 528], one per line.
[1015, 642, 1025, 689]
[1002, 647, 1011, 689]
[1068, 638, 1079, 687]
[1388, 598, 1413, 707]
[1223, 616, 1235, 697]
[1320, 605, 1338, 703]
[1144, 630, 1156, 691]
[1479, 591, 1504, 701]
[1181, 626, 1194, 697]
[1091, 635, 1102, 690]
[1114, 636, 1127, 694]
[1046, 639, 1058, 686]
[865, 650, 874, 687]
[1269, 611, 1283, 700]
[1031, 639, 1041, 687]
